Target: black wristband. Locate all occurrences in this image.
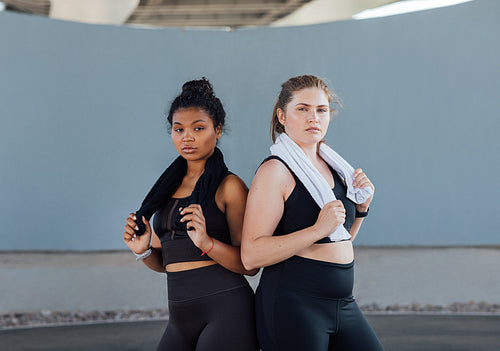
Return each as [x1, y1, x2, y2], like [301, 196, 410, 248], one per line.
[355, 207, 369, 218]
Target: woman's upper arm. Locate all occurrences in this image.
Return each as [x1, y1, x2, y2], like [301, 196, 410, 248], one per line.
[242, 160, 291, 243]
[220, 174, 249, 246]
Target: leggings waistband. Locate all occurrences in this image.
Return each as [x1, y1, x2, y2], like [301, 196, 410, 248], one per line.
[167, 264, 249, 302]
[262, 256, 355, 299]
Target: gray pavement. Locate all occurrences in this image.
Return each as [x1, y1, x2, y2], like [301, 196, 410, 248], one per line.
[1, 248, 500, 349]
[1, 314, 499, 351]
[1, 247, 499, 314]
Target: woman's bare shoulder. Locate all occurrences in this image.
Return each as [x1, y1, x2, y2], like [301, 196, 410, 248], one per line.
[253, 158, 295, 194]
[216, 173, 248, 207]
[258, 158, 293, 180]
[220, 173, 248, 193]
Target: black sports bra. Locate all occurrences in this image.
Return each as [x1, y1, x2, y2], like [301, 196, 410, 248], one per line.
[265, 156, 356, 243]
[153, 190, 232, 266]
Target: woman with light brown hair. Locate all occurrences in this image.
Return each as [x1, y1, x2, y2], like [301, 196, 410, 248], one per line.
[242, 75, 384, 350]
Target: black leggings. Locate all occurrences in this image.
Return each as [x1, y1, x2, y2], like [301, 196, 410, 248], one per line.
[256, 256, 384, 351]
[156, 264, 259, 351]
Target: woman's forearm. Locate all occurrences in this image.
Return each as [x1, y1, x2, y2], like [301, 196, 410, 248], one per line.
[242, 225, 323, 270]
[141, 248, 166, 273]
[349, 217, 365, 242]
[201, 238, 258, 276]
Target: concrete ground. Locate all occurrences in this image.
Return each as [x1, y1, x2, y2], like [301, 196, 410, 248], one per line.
[1, 314, 499, 351]
[1, 247, 499, 314]
[1, 247, 499, 350]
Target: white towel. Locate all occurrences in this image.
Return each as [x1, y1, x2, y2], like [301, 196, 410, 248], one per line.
[270, 133, 373, 241]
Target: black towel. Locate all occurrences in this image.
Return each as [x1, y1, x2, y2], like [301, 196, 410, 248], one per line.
[134, 147, 228, 236]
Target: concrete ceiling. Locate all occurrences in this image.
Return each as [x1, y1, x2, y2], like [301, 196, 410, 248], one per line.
[2, 0, 401, 28]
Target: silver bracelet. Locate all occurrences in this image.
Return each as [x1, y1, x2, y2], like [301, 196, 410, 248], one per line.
[134, 247, 152, 261]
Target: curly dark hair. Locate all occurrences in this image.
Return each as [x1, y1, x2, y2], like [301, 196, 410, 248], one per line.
[167, 77, 225, 131]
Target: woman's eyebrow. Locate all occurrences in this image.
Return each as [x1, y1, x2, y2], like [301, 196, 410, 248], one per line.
[191, 119, 207, 124]
[295, 103, 328, 108]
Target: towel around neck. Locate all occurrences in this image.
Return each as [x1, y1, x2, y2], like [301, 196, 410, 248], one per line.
[134, 147, 228, 236]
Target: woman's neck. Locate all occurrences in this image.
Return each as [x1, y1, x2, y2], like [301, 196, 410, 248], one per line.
[291, 137, 320, 164]
[301, 144, 320, 163]
[185, 159, 206, 179]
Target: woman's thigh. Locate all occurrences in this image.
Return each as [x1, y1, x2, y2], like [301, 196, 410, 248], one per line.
[196, 286, 259, 351]
[329, 300, 384, 351]
[271, 288, 337, 351]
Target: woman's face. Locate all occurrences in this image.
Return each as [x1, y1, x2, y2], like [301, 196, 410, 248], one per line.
[171, 107, 221, 161]
[278, 88, 330, 148]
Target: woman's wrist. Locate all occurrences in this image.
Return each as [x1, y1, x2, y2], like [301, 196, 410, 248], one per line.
[355, 207, 369, 218]
[134, 246, 153, 261]
[201, 237, 215, 256]
[311, 224, 328, 241]
[198, 235, 214, 253]
[133, 245, 151, 255]
[356, 204, 369, 212]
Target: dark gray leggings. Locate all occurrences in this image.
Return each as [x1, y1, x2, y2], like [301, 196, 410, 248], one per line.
[256, 256, 384, 351]
[156, 264, 259, 351]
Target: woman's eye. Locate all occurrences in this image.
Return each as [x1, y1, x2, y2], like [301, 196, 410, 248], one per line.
[174, 128, 183, 133]
[318, 109, 328, 113]
[298, 107, 307, 111]
[194, 127, 204, 131]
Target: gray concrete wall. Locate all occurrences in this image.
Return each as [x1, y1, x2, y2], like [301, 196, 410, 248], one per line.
[1, 0, 499, 250]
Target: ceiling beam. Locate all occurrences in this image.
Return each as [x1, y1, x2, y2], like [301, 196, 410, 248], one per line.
[3, 0, 50, 15]
[127, 18, 270, 27]
[252, 0, 307, 25]
[131, 3, 301, 16]
[127, 0, 312, 27]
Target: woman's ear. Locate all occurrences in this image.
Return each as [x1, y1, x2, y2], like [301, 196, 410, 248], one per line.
[215, 124, 222, 140]
[277, 108, 286, 126]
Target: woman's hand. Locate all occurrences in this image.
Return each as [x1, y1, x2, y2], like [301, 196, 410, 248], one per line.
[313, 200, 346, 238]
[123, 213, 151, 255]
[180, 204, 213, 252]
[353, 168, 375, 211]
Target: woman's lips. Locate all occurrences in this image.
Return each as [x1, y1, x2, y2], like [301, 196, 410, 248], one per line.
[182, 146, 196, 153]
[306, 127, 321, 133]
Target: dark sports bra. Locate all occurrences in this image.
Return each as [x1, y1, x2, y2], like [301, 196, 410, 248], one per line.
[153, 187, 232, 266]
[265, 156, 356, 244]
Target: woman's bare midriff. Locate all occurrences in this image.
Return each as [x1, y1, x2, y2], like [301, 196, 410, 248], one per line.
[297, 240, 354, 264]
[165, 260, 217, 272]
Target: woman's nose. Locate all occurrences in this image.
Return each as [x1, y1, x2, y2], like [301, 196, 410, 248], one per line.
[308, 110, 319, 122]
[182, 131, 194, 141]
